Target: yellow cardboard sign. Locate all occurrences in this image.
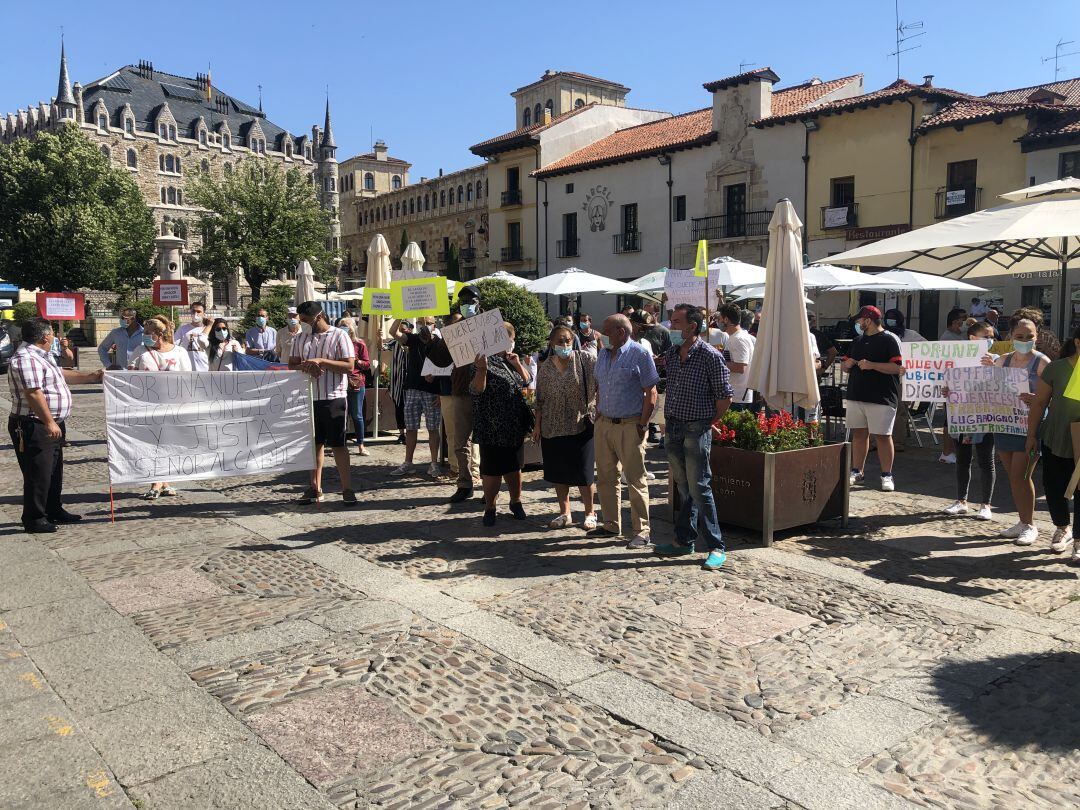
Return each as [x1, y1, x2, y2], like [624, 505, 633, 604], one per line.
[694, 240, 708, 278]
[361, 288, 393, 315]
[1064, 356, 1080, 401]
[389, 277, 450, 318]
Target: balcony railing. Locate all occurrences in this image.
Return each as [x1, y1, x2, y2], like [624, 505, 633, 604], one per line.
[500, 245, 524, 263]
[690, 210, 770, 241]
[501, 188, 522, 207]
[557, 238, 579, 258]
[460, 247, 477, 265]
[935, 187, 982, 219]
[612, 232, 641, 254]
[820, 203, 859, 230]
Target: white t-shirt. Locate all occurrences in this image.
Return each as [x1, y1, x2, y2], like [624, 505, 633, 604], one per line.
[970, 302, 989, 317]
[724, 328, 755, 403]
[208, 339, 244, 371]
[130, 345, 192, 372]
[175, 325, 211, 371]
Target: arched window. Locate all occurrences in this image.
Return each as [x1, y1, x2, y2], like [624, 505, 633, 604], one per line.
[364, 172, 375, 190]
[97, 112, 108, 131]
[176, 189, 183, 205]
[161, 188, 166, 203]
[201, 158, 210, 174]
[199, 129, 207, 146]
[127, 148, 137, 168]
[440, 190, 446, 207]
[285, 142, 292, 157]
[409, 198, 415, 215]
[224, 162, 232, 176]
[223, 134, 231, 149]
[424, 195, 430, 211]
[168, 124, 176, 140]
[167, 187, 177, 205]
[457, 185, 464, 204]
[159, 124, 168, 139]
[534, 103, 542, 123]
[159, 155, 165, 171]
[125, 117, 134, 134]
[381, 204, 387, 220]
[523, 108, 531, 127]
[467, 182, 473, 202]
[545, 99, 554, 115]
[392, 175, 402, 190]
[575, 98, 585, 108]
[100, 145, 110, 159]
[304, 145, 310, 159]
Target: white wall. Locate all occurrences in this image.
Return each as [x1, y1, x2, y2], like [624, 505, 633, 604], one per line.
[539, 107, 669, 166]
[754, 125, 811, 219]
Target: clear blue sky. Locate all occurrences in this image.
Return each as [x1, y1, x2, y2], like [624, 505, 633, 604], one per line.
[3, 0, 1078, 178]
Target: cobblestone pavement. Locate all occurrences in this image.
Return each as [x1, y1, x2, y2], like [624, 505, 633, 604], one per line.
[0, 368, 1077, 809]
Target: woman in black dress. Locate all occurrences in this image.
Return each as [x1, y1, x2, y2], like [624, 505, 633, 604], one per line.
[470, 321, 533, 526]
[532, 325, 597, 529]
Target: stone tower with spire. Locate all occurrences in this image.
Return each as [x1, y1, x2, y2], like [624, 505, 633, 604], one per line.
[316, 98, 341, 256]
[55, 40, 77, 123]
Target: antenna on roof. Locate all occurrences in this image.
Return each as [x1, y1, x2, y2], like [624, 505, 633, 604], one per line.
[739, 60, 756, 73]
[1042, 38, 1080, 79]
[888, 0, 925, 80]
[257, 83, 262, 113]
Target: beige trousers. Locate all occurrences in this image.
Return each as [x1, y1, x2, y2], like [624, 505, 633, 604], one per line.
[594, 417, 650, 537]
[442, 394, 479, 488]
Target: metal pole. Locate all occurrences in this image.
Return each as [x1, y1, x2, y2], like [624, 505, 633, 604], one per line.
[1059, 239, 1069, 339]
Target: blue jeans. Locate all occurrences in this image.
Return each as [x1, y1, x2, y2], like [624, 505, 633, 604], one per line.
[665, 418, 724, 552]
[345, 387, 366, 446]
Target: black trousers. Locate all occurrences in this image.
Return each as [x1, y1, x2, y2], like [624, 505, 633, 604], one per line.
[8, 416, 65, 526]
[1041, 444, 1080, 534]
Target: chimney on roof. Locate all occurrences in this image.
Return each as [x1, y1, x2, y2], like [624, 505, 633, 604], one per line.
[439, 168, 444, 177]
[374, 140, 387, 161]
[72, 82, 84, 123]
[809, 77, 822, 86]
[544, 69, 557, 78]
[923, 75, 934, 87]
[137, 60, 154, 79]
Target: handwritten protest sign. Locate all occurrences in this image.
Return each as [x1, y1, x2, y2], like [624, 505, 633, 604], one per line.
[901, 340, 986, 402]
[390, 276, 450, 317]
[945, 365, 1029, 436]
[361, 288, 392, 315]
[36, 292, 84, 320]
[440, 308, 511, 366]
[664, 267, 719, 310]
[152, 279, 188, 306]
[104, 371, 315, 485]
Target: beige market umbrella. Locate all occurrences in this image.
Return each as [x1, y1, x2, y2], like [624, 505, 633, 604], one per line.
[397, 241, 431, 281]
[364, 235, 393, 440]
[294, 260, 317, 305]
[745, 199, 820, 411]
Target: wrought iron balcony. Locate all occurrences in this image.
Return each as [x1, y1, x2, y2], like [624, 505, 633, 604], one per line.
[820, 203, 859, 230]
[557, 238, 579, 258]
[501, 188, 523, 207]
[460, 247, 477, 264]
[612, 232, 641, 254]
[500, 245, 524, 263]
[690, 210, 770, 241]
[935, 187, 981, 219]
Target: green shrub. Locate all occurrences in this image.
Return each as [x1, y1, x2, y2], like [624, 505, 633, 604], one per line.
[239, 286, 294, 332]
[12, 301, 39, 326]
[473, 278, 548, 356]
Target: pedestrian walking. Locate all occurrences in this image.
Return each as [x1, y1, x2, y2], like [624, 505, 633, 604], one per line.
[388, 317, 443, 477]
[470, 321, 533, 526]
[97, 307, 144, 369]
[843, 306, 904, 492]
[245, 308, 277, 359]
[289, 301, 357, 505]
[8, 319, 102, 533]
[533, 325, 598, 529]
[589, 314, 660, 548]
[993, 318, 1050, 545]
[654, 304, 733, 570]
[206, 318, 244, 371]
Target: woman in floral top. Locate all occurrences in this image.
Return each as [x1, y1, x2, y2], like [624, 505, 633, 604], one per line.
[532, 325, 598, 529]
[470, 321, 533, 527]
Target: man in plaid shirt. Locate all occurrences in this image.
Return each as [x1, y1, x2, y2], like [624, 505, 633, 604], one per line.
[655, 304, 733, 570]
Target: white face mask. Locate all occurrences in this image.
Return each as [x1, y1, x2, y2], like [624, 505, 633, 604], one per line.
[191, 313, 203, 324]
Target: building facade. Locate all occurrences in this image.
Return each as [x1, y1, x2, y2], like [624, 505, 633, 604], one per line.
[0, 44, 338, 308]
[512, 70, 629, 129]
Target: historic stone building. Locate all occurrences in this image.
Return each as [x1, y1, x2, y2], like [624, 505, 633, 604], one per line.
[0, 44, 340, 307]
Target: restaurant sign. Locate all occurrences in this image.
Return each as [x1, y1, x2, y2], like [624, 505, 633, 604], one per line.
[845, 223, 911, 242]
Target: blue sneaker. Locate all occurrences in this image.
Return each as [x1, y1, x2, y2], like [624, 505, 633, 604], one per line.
[702, 551, 727, 571]
[654, 542, 694, 556]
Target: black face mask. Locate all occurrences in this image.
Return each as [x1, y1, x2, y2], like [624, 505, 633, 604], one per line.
[419, 325, 432, 341]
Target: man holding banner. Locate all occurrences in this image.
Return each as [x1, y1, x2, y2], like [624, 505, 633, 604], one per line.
[290, 302, 356, 505]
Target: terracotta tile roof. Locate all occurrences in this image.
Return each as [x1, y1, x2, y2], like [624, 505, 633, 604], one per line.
[703, 67, 781, 92]
[755, 79, 972, 126]
[917, 77, 1080, 132]
[916, 99, 1041, 131]
[534, 109, 711, 177]
[768, 74, 864, 118]
[984, 77, 1080, 105]
[1020, 111, 1080, 143]
[469, 103, 598, 156]
[515, 70, 630, 94]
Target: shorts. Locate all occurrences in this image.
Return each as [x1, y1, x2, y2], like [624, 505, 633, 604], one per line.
[313, 398, 347, 448]
[845, 400, 897, 435]
[404, 389, 442, 432]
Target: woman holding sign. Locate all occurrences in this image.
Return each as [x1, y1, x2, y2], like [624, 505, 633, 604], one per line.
[470, 321, 533, 527]
[1025, 325, 1080, 563]
[206, 318, 244, 371]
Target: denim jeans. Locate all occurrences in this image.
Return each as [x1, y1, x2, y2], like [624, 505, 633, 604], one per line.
[665, 418, 724, 552]
[345, 387, 365, 446]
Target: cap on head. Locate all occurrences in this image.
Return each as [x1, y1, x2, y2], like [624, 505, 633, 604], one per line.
[856, 305, 882, 322]
[287, 306, 298, 315]
[458, 285, 480, 303]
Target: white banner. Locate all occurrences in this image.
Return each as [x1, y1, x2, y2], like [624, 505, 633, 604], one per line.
[104, 371, 315, 485]
[439, 308, 512, 366]
[824, 206, 849, 228]
[901, 340, 986, 402]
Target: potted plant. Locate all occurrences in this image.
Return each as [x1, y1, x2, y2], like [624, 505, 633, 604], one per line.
[671, 409, 849, 546]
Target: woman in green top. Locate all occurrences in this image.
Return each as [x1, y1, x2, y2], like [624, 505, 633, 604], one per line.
[1026, 325, 1080, 565]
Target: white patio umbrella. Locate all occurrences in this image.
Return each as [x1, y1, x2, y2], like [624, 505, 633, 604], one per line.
[364, 235, 394, 441]
[733, 285, 814, 305]
[397, 241, 430, 281]
[526, 267, 636, 295]
[827, 178, 1080, 334]
[326, 288, 365, 301]
[801, 264, 897, 291]
[826, 270, 988, 293]
[481, 270, 530, 287]
[624, 269, 668, 293]
[745, 200, 820, 411]
[708, 256, 767, 289]
[294, 260, 317, 305]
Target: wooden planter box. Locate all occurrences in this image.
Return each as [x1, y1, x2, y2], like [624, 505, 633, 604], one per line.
[671, 442, 850, 546]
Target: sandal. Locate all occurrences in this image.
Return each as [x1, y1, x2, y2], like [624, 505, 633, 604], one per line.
[548, 514, 572, 529]
[583, 514, 598, 531]
[160, 485, 178, 497]
[143, 487, 160, 500]
[297, 487, 323, 505]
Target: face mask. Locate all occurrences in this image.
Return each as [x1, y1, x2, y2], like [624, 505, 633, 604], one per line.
[121, 317, 131, 326]
[1013, 339, 1034, 354]
[191, 313, 203, 325]
[215, 329, 229, 341]
[884, 318, 899, 328]
[288, 318, 298, 327]
[986, 338, 995, 351]
[143, 335, 157, 347]
[256, 316, 267, 327]
[670, 332, 685, 346]
[460, 303, 478, 317]
[600, 334, 612, 349]
[578, 321, 589, 331]
[508, 341, 515, 353]
[854, 322, 864, 336]
[552, 344, 573, 358]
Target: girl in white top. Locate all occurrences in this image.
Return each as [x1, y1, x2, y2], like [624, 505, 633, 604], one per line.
[130, 317, 191, 499]
[205, 318, 244, 371]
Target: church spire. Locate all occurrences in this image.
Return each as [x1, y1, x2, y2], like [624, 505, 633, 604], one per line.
[321, 96, 336, 149]
[56, 39, 76, 107]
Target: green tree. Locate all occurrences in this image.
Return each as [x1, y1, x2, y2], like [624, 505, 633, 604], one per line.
[187, 161, 332, 302]
[12, 301, 39, 327]
[115, 297, 170, 324]
[399, 229, 409, 257]
[239, 285, 294, 332]
[0, 126, 155, 292]
[474, 278, 548, 355]
[446, 244, 460, 282]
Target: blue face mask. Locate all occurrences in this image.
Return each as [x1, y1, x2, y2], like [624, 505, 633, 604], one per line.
[142, 335, 156, 347]
[578, 321, 590, 331]
[552, 345, 573, 358]
[288, 318, 298, 327]
[1013, 339, 1034, 354]
[600, 334, 612, 349]
[670, 332, 685, 346]
[854, 322, 864, 336]
[215, 329, 229, 341]
[256, 316, 267, 327]
[460, 303, 478, 317]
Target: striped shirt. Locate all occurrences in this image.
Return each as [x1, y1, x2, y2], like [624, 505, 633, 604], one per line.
[8, 344, 72, 421]
[291, 326, 354, 400]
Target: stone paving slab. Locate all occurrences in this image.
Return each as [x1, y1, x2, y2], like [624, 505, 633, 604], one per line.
[0, 559, 98, 611]
[670, 768, 788, 809]
[766, 759, 915, 810]
[0, 689, 74, 747]
[172, 619, 331, 672]
[0, 733, 131, 809]
[2, 595, 128, 648]
[648, 587, 818, 646]
[92, 569, 230, 615]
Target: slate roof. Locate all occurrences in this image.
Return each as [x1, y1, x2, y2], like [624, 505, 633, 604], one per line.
[80, 65, 304, 147]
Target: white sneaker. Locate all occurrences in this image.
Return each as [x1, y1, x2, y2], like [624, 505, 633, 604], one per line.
[1000, 521, 1026, 539]
[849, 470, 865, 486]
[1050, 527, 1073, 553]
[975, 505, 993, 521]
[390, 463, 413, 476]
[1014, 525, 1038, 546]
[1070, 545, 1080, 566]
[938, 453, 957, 464]
[645, 470, 657, 481]
[880, 475, 895, 492]
[944, 500, 969, 516]
[427, 463, 442, 478]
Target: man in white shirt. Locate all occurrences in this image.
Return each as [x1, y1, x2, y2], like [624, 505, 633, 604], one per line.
[969, 297, 989, 318]
[97, 307, 144, 369]
[276, 306, 310, 362]
[172, 301, 211, 371]
[718, 304, 755, 409]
